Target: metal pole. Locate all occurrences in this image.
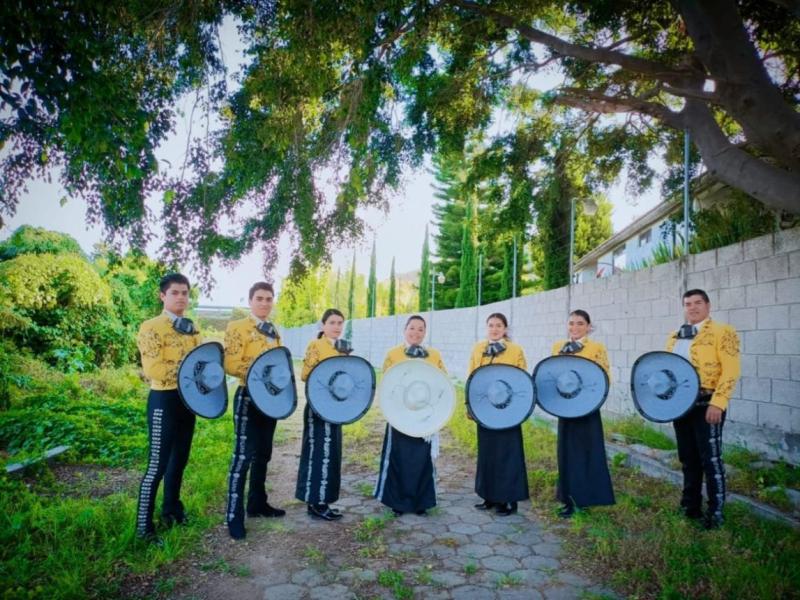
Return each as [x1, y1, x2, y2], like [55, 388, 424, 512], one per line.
[569, 197, 575, 284]
[684, 129, 690, 256]
[512, 234, 517, 298]
[430, 270, 435, 343]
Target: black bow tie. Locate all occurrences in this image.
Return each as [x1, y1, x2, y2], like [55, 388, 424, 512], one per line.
[483, 341, 507, 357]
[405, 345, 429, 359]
[257, 321, 278, 339]
[172, 317, 196, 335]
[559, 340, 583, 355]
[676, 324, 698, 339]
[334, 338, 353, 354]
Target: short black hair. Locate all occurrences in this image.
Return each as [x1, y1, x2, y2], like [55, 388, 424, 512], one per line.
[249, 281, 275, 300]
[683, 289, 710, 303]
[569, 309, 592, 325]
[159, 272, 190, 293]
[405, 314, 427, 329]
[317, 308, 345, 338]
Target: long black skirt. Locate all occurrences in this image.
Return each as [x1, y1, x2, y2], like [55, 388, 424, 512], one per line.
[556, 411, 615, 508]
[295, 403, 342, 505]
[374, 425, 436, 513]
[475, 424, 529, 503]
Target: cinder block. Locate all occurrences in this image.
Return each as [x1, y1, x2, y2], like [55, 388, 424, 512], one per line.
[691, 249, 717, 272]
[756, 255, 789, 283]
[729, 399, 759, 426]
[740, 354, 757, 377]
[744, 330, 775, 354]
[740, 376, 772, 401]
[775, 228, 800, 254]
[789, 251, 800, 278]
[717, 287, 747, 310]
[728, 308, 757, 331]
[704, 267, 729, 291]
[717, 243, 744, 266]
[792, 357, 800, 381]
[729, 261, 757, 287]
[686, 271, 705, 290]
[743, 234, 774, 261]
[757, 305, 789, 330]
[759, 402, 792, 430]
[757, 355, 791, 379]
[745, 282, 776, 307]
[776, 279, 800, 304]
[772, 380, 800, 408]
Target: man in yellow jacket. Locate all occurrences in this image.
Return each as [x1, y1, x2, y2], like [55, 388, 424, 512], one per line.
[224, 282, 286, 540]
[666, 289, 740, 529]
[135, 273, 201, 542]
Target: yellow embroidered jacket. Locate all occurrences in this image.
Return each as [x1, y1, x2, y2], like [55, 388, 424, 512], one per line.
[223, 317, 283, 386]
[382, 344, 447, 374]
[551, 338, 612, 380]
[467, 340, 527, 375]
[137, 313, 201, 390]
[665, 319, 741, 411]
[301, 337, 345, 381]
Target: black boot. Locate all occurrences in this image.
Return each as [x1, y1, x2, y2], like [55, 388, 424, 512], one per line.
[162, 501, 188, 527]
[495, 502, 517, 516]
[307, 503, 343, 521]
[474, 500, 496, 510]
[228, 519, 246, 540]
[247, 503, 286, 518]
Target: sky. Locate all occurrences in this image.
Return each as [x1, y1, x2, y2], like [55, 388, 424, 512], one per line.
[1, 17, 663, 307]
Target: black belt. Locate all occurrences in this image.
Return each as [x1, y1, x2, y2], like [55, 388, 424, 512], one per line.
[695, 388, 714, 406]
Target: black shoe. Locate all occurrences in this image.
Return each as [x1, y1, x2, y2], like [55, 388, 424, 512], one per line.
[307, 504, 343, 521]
[247, 503, 286, 518]
[703, 513, 724, 530]
[496, 502, 517, 516]
[392, 509, 404, 517]
[162, 502, 188, 527]
[474, 500, 497, 511]
[680, 506, 704, 520]
[415, 510, 427, 516]
[137, 530, 164, 547]
[228, 520, 246, 540]
[558, 504, 575, 519]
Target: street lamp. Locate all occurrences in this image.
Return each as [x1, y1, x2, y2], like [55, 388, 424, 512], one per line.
[569, 197, 598, 284]
[431, 271, 445, 311]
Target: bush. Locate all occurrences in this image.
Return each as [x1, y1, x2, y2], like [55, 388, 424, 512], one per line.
[0, 253, 135, 370]
[0, 226, 84, 261]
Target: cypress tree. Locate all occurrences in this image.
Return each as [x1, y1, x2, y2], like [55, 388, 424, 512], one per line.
[455, 196, 477, 307]
[367, 240, 377, 317]
[388, 256, 397, 316]
[418, 224, 430, 311]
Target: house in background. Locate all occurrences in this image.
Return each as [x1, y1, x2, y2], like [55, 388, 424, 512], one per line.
[574, 175, 735, 282]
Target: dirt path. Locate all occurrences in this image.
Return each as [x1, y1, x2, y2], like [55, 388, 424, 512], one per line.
[165, 370, 616, 600]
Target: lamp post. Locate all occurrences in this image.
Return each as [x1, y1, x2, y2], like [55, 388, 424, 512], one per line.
[569, 197, 598, 284]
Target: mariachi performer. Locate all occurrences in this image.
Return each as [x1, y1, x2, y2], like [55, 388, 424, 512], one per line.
[667, 289, 740, 529]
[468, 312, 529, 516]
[135, 273, 201, 542]
[550, 309, 615, 518]
[224, 282, 286, 540]
[375, 315, 447, 516]
[295, 308, 351, 521]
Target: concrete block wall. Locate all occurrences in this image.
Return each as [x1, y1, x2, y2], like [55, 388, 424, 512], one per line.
[282, 228, 800, 464]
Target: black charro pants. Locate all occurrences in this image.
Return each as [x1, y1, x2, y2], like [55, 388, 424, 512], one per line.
[226, 386, 278, 526]
[673, 402, 726, 520]
[136, 389, 196, 536]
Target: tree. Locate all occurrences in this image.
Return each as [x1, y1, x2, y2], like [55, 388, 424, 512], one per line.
[366, 240, 377, 317]
[3, 1, 797, 278]
[345, 252, 356, 340]
[388, 257, 397, 316]
[455, 196, 478, 307]
[0, 226, 84, 260]
[418, 225, 431, 312]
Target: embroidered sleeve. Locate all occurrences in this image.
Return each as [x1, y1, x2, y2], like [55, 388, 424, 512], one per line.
[593, 345, 611, 381]
[711, 326, 741, 410]
[223, 324, 248, 379]
[137, 325, 170, 384]
[301, 342, 321, 382]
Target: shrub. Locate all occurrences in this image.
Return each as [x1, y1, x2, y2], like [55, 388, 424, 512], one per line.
[0, 226, 84, 261]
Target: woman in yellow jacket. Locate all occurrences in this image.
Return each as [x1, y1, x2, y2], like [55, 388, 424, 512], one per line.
[468, 312, 529, 516]
[551, 309, 615, 518]
[295, 308, 351, 521]
[375, 315, 447, 516]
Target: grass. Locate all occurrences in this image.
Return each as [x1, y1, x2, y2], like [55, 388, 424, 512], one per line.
[495, 573, 524, 588]
[463, 562, 478, 576]
[447, 403, 800, 599]
[377, 569, 413, 599]
[603, 416, 677, 450]
[0, 357, 239, 599]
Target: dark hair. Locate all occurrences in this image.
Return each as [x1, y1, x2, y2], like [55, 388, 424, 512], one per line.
[486, 312, 510, 339]
[683, 289, 710, 303]
[249, 281, 274, 300]
[317, 308, 345, 338]
[569, 309, 592, 325]
[405, 314, 427, 329]
[159, 272, 190, 293]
